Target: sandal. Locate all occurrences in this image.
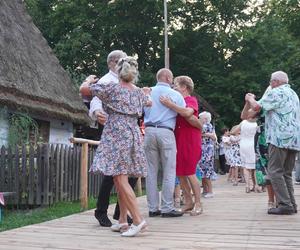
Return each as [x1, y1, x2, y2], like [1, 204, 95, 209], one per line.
[182, 203, 194, 213]
[190, 203, 203, 216]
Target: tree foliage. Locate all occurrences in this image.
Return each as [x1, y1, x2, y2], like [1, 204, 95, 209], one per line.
[24, 0, 300, 131]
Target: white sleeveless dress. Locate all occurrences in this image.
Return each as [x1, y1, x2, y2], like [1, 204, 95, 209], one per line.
[239, 120, 258, 169]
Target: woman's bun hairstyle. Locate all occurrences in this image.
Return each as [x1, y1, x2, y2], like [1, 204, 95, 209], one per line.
[117, 56, 139, 83]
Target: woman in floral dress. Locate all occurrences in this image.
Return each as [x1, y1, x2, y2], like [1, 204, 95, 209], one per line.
[197, 112, 217, 198]
[89, 56, 151, 237]
[228, 126, 243, 186]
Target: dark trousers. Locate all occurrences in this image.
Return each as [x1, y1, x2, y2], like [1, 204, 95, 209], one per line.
[219, 154, 226, 173]
[95, 175, 138, 219]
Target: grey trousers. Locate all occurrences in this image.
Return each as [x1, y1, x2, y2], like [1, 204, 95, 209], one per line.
[268, 144, 297, 208]
[144, 127, 177, 213]
[295, 152, 300, 181]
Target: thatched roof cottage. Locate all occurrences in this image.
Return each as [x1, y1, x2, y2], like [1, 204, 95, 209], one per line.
[0, 0, 89, 146]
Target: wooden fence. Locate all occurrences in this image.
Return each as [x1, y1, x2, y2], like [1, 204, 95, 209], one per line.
[0, 143, 105, 206]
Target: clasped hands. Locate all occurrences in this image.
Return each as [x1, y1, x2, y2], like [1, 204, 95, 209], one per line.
[84, 75, 99, 85]
[94, 110, 107, 125]
[245, 93, 256, 102]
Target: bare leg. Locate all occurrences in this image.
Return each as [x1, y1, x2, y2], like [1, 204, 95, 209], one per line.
[243, 168, 250, 191]
[206, 178, 213, 193]
[202, 177, 209, 194]
[239, 167, 245, 183]
[178, 176, 193, 211]
[115, 192, 128, 224]
[227, 167, 233, 182]
[114, 175, 143, 225]
[174, 184, 181, 208]
[188, 174, 203, 215]
[187, 174, 201, 204]
[233, 167, 239, 185]
[267, 184, 275, 203]
[252, 170, 262, 192]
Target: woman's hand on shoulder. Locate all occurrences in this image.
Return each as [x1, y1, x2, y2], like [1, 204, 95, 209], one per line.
[159, 96, 173, 108]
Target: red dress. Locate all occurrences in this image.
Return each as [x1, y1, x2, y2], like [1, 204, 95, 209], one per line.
[175, 96, 202, 176]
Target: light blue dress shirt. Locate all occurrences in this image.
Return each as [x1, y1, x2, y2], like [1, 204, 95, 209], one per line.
[144, 82, 186, 129]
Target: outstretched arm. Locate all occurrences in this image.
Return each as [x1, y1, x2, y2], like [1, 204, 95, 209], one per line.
[245, 93, 261, 112]
[160, 96, 193, 118]
[241, 101, 251, 120]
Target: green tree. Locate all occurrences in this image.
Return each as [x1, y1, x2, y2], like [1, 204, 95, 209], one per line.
[25, 0, 165, 86]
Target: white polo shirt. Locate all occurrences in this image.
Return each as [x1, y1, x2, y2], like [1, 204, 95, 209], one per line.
[89, 70, 118, 120]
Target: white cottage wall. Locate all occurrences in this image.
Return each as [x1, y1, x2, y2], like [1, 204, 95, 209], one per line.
[49, 120, 73, 146]
[0, 113, 9, 147]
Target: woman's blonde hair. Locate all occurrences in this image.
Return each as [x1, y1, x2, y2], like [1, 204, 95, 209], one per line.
[116, 56, 139, 83]
[174, 76, 194, 94]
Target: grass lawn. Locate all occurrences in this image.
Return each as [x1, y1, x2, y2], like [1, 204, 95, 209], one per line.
[0, 195, 118, 232]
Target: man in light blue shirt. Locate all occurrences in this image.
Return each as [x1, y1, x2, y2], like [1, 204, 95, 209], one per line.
[246, 71, 300, 215]
[144, 68, 185, 217]
[144, 81, 185, 130]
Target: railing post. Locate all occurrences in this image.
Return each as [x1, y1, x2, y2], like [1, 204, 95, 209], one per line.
[136, 177, 142, 196]
[80, 142, 88, 210]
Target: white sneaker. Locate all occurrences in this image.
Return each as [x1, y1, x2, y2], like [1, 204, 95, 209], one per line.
[110, 222, 128, 232]
[121, 220, 147, 237]
[204, 193, 214, 198]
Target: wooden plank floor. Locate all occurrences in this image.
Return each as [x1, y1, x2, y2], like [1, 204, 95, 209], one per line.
[1, 175, 300, 250]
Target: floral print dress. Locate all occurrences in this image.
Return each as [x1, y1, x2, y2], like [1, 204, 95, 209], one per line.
[89, 82, 150, 177]
[197, 122, 216, 179]
[227, 135, 242, 167]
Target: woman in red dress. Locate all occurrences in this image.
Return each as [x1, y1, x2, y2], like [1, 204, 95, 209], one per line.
[160, 76, 202, 215]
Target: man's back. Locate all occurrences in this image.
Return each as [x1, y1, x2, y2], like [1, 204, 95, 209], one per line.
[98, 70, 118, 85]
[144, 82, 185, 129]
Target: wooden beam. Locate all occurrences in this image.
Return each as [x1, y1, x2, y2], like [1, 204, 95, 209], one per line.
[80, 142, 89, 210]
[69, 137, 99, 146]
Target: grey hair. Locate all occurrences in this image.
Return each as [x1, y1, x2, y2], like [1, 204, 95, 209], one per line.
[116, 56, 139, 83]
[199, 111, 212, 123]
[271, 71, 289, 84]
[107, 50, 127, 64]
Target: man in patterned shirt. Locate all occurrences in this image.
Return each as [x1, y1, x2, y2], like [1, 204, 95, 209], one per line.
[246, 71, 300, 215]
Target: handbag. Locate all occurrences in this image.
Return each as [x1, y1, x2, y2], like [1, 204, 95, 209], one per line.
[256, 170, 266, 186]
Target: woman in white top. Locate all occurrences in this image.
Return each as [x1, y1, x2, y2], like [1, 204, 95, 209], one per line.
[234, 118, 258, 192]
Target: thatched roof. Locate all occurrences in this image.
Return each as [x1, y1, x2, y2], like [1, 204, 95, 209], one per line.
[0, 0, 89, 124]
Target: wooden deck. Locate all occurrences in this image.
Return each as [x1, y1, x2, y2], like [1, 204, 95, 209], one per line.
[1, 175, 300, 250]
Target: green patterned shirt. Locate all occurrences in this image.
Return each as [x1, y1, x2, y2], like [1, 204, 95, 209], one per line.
[258, 84, 300, 151]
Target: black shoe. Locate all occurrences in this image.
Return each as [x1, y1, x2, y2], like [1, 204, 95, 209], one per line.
[149, 210, 161, 217]
[267, 207, 294, 215]
[293, 204, 298, 213]
[94, 212, 112, 227]
[127, 215, 133, 224]
[161, 210, 183, 218]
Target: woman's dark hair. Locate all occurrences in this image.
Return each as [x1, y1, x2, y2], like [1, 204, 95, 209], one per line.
[221, 127, 229, 135]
